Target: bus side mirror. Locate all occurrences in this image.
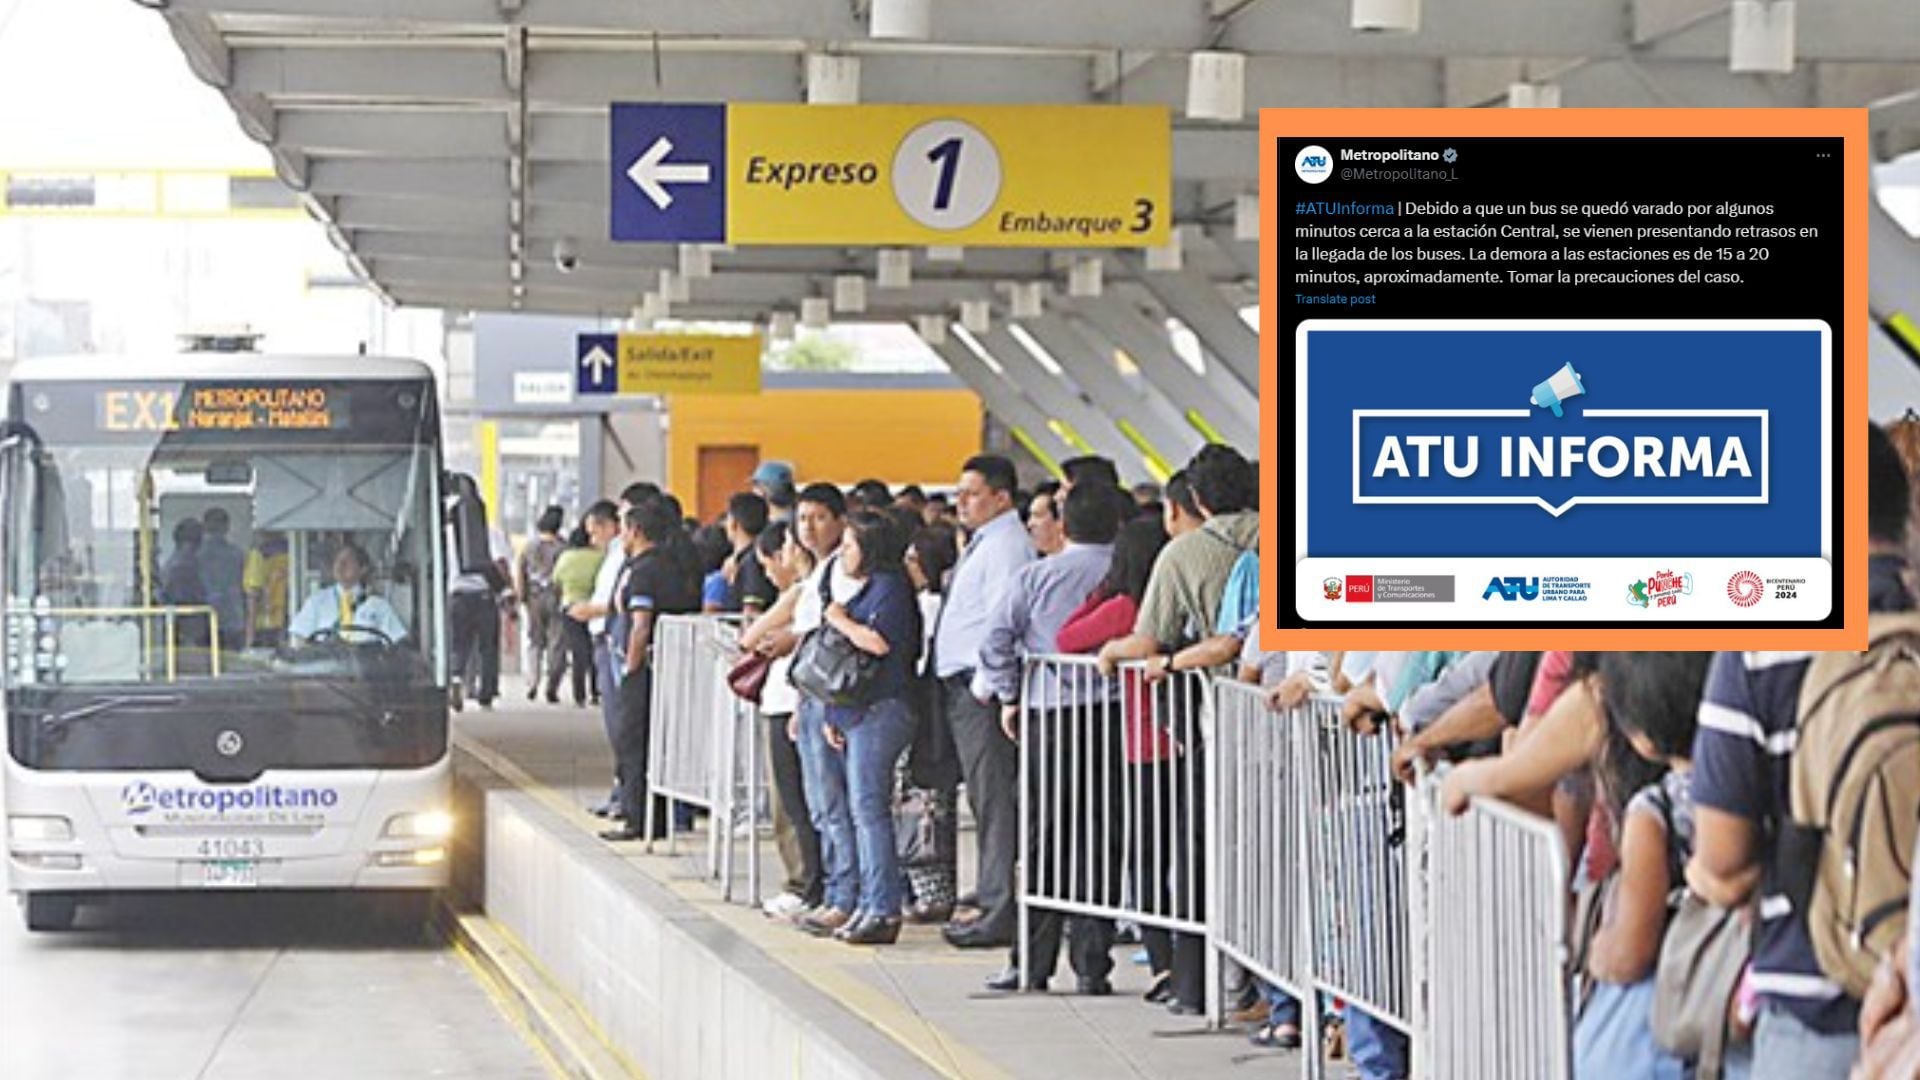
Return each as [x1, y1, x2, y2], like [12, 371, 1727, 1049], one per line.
[446, 472, 492, 575]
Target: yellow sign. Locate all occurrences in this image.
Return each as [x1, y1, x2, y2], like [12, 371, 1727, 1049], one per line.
[725, 105, 1170, 248]
[616, 333, 762, 396]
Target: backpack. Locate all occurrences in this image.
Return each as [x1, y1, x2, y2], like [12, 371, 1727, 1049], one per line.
[1215, 549, 1260, 637]
[1786, 613, 1920, 998]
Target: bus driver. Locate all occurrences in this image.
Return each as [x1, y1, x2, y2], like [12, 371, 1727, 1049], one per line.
[288, 542, 409, 645]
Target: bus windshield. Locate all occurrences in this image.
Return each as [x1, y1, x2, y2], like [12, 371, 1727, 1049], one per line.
[4, 378, 445, 693]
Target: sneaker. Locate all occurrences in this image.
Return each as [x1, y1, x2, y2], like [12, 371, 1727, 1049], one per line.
[762, 892, 809, 920]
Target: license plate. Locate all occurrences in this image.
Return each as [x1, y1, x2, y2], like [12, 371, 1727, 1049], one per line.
[201, 860, 259, 888]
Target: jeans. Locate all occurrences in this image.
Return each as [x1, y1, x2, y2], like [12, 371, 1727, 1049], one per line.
[554, 617, 594, 704]
[841, 696, 915, 918]
[1258, 982, 1301, 1027]
[593, 638, 622, 806]
[1346, 1005, 1410, 1080]
[797, 697, 857, 913]
[1751, 1002, 1859, 1080]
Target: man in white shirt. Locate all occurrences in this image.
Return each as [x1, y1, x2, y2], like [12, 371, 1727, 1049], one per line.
[566, 490, 650, 817]
[288, 542, 408, 644]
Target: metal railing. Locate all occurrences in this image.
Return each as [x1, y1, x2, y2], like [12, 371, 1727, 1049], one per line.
[1210, 678, 1314, 1007]
[1004, 662, 1574, 1079]
[1303, 695, 1413, 1032]
[1418, 774, 1573, 1080]
[10, 605, 224, 683]
[1016, 655, 1218, 1015]
[633, 635, 1577, 1075]
[644, 614, 760, 902]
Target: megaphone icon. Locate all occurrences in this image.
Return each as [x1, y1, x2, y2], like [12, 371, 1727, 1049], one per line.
[1530, 363, 1585, 417]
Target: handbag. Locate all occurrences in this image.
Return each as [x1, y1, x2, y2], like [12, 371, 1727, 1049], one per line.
[788, 564, 882, 708]
[894, 787, 954, 869]
[1633, 780, 1751, 1080]
[1650, 892, 1751, 1079]
[726, 649, 772, 704]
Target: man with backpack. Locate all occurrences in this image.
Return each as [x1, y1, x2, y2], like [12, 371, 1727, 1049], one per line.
[1687, 422, 1918, 1078]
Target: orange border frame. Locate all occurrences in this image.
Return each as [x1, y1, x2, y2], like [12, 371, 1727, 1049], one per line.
[1257, 108, 1870, 651]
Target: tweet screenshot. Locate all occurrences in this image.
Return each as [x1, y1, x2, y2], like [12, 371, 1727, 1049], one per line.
[1258, 109, 1869, 649]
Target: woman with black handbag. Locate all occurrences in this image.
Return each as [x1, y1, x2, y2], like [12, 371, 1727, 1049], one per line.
[791, 511, 923, 946]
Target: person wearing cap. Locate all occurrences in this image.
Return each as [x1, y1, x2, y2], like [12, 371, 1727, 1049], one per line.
[752, 461, 797, 523]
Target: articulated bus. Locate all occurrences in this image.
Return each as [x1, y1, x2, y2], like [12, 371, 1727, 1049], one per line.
[1, 354, 487, 930]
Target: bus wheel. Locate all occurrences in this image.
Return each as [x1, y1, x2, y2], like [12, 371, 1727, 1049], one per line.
[20, 893, 79, 932]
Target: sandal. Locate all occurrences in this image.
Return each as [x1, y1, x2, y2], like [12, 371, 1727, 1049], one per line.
[1249, 1021, 1303, 1050]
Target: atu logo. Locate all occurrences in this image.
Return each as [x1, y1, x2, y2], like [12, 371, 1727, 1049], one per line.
[1294, 145, 1333, 184]
[1483, 576, 1541, 601]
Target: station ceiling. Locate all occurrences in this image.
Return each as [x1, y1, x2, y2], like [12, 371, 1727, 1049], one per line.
[145, 0, 1919, 327]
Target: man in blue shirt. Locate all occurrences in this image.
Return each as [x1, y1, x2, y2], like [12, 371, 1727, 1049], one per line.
[933, 454, 1036, 948]
[1690, 422, 1917, 1078]
[974, 484, 1121, 992]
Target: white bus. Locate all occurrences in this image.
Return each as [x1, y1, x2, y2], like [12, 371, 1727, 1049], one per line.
[1, 354, 488, 930]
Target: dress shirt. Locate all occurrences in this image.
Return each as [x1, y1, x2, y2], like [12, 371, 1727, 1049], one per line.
[972, 542, 1112, 707]
[587, 544, 623, 635]
[931, 510, 1034, 679]
[288, 584, 409, 643]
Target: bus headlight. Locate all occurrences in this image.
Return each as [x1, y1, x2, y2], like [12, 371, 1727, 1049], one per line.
[372, 847, 445, 868]
[12, 852, 81, 870]
[382, 811, 453, 841]
[8, 816, 73, 842]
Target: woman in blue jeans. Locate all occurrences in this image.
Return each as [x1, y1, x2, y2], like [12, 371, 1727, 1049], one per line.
[811, 511, 922, 946]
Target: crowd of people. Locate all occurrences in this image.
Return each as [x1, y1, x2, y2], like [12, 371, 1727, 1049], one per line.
[493, 420, 1920, 1080]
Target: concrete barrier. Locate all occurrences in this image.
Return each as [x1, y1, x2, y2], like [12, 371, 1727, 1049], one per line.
[450, 741, 946, 1080]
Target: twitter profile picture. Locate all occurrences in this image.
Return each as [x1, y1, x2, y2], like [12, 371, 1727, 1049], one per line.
[1295, 145, 1333, 184]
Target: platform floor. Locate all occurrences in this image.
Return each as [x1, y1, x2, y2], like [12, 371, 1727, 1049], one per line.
[0, 891, 551, 1080]
[454, 680, 1311, 1080]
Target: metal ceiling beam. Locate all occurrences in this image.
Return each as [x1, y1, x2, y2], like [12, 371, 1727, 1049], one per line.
[278, 108, 506, 157]
[1017, 312, 1201, 469]
[970, 324, 1155, 481]
[166, 0, 1920, 61]
[1064, 295, 1257, 448]
[923, 336, 1080, 470]
[230, 44, 1920, 117]
[1117, 257, 1259, 395]
[165, 12, 232, 88]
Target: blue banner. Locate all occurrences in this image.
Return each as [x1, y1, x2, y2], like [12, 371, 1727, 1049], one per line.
[1300, 323, 1827, 558]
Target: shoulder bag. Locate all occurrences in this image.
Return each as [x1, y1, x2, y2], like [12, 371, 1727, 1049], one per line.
[789, 563, 882, 708]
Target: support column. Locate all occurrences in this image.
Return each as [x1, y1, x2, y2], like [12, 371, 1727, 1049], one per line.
[1120, 259, 1259, 396]
[1018, 313, 1202, 475]
[925, 335, 1075, 475]
[1066, 295, 1259, 449]
[971, 325, 1158, 483]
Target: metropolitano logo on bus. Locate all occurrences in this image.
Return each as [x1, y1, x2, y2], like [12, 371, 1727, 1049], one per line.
[1290, 320, 1833, 625]
[120, 780, 340, 825]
